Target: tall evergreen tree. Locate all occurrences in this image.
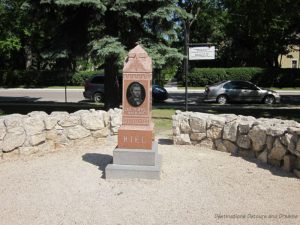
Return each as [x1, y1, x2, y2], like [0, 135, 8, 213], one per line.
[48, 0, 184, 109]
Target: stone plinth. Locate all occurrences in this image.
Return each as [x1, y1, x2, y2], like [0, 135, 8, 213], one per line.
[105, 141, 161, 179]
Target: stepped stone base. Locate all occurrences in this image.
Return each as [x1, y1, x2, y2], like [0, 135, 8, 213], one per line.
[105, 141, 161, 180]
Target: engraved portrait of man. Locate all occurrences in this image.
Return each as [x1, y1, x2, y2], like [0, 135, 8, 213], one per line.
[126, 82, 146, 107]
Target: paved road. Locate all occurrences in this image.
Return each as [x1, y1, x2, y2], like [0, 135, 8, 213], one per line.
[1, 88, 300, 105]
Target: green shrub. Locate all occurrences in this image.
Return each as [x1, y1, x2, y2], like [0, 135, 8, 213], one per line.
[188, 67, 300, 87]
[71, 70, 104, 86]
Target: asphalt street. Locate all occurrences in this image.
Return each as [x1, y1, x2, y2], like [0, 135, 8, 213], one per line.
[0, 88, 300, 106]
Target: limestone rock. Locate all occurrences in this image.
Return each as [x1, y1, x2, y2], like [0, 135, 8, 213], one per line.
[223, 121, 238, 142]
[67, 125, 90, 140]
[198, 138, 214, 149]
[110, 109, 122, 134]
[92, 127, 110, 138]
[266, 126, 285, 136]
[190, 132, 206, 141]
[180, 117, 191, 133]
[215, 139, 227, 152]
[23, 116, 45, 135]
[172, 126, 180, 136]
[207, 126, 222, 140]
[287, 127, 300, 135]
[173, 134, 191, 145]
[29, 133, 46, 146]
[4, 114, 25, 134]
[28, 111, 48, 118]
[238, 122, 253, 134]
[81, 111, 105, 130]
[207, 115, 226, 128]
[0, 119, 6, 140]
[44, 116, 59, 130]
[248, 125, 267, 151]
[58, 115, 80, 127]
[287, 135, 299, 156]
[237, 135, 251, 149]
[2, 132, 26, 152]
[266, 136, 275, 150]
[282, 155, 296, 172]
[189, 116, 206, 133]
[223, 140, 238, 153]
[257, 149, 268, 163]
[268, 139, 287, 160]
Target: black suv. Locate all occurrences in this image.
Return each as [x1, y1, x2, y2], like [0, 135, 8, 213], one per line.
[83, 75, 168, 103]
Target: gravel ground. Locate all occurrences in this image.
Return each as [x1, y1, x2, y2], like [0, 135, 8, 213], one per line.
[0, 136, 300, 225]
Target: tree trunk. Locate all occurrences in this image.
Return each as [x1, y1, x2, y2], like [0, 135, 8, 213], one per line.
[104, 55, 120, 109]
[24, 44, 33, 70]
[104, 9, 120, 109]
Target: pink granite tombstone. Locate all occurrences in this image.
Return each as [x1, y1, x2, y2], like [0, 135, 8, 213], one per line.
[118, 45, 154, 149]
[105, 45, 160, 180]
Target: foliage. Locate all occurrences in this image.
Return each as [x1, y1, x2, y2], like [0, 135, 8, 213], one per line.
[188, 67, 300, 87]
[71, 70, 104, 85]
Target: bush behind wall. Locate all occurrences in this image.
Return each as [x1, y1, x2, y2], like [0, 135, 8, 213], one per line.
[188, 67, 300, 87]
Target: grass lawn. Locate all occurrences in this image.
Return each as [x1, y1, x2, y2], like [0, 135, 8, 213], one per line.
[152, 108, 176, 136]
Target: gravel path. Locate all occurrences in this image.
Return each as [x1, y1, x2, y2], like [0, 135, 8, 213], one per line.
[0, 137, 300, 225]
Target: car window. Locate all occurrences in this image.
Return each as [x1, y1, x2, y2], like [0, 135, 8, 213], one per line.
[239, 81, 258, 90]
[91, 76, 104, 84]
[224, 81, 239, 89]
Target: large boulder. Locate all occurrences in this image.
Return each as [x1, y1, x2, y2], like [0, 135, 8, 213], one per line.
[215, 139, 227, 152]
[268, 138, 287, 160]
[287, 135, 299, 156]
[190, 132, 206, 142]
[207, 126, 222, 140]
[173, 134, 191, 145]
[223, 121, 238, 142]
[44, 116, 59, 130]
[67, 125, 90, 140]
[223, 140, 238, 153]
[236, 135, 251, 149]
[248, 125, 267, 151]
[81, 111, 105, 130]
[189, 115, 206, 133]
[1, 132, 26, 152]
[257, 149, 268, 163]
[4, 114, 25, 134]
[207, 115, 226, 128]
[58, 115, 80, 127]
[23, 116, 45, 135]
[180, 116, 191, 133]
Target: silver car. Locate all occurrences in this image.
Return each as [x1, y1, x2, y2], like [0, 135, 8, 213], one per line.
[203, 80, 280, 104]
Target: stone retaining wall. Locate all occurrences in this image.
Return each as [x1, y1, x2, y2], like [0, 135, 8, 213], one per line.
[0, 109, 122, 160]
[173, 111, 300, 178]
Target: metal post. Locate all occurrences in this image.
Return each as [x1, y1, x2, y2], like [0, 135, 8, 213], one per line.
[184, 22, 189, 112]
[64, 72, 67, 103]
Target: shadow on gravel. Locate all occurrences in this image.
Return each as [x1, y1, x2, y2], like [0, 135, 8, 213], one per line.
[158, 138, 173, 145]
[82, 153, 113, 179]
[238, 155, 296, 179]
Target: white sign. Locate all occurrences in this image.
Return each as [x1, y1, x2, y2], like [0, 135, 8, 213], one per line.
[189, 46, 215, 60]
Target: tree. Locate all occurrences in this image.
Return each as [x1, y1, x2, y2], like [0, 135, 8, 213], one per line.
[47, 0, 184, 109]
[223, 0, 300, 67]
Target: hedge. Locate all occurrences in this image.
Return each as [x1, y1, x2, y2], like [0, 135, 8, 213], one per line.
[188, 67, 300, 87]
[0, 70, 103, 87]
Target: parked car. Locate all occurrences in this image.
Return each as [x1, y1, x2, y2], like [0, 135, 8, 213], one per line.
[83, 75, 168, 103]
[203, 80, 280, 104]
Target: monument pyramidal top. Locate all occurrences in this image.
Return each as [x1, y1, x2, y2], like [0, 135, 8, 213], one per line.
[123, 45, 152, 73]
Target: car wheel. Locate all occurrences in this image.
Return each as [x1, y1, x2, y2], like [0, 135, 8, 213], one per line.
[263, 95, 275, 104]
[93, 92, 103, 103]
[217, 95, 228, 104]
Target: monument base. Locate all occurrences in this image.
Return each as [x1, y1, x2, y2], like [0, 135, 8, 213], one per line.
[118, 124, 154, 149]
[105, 141, 161, 180]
